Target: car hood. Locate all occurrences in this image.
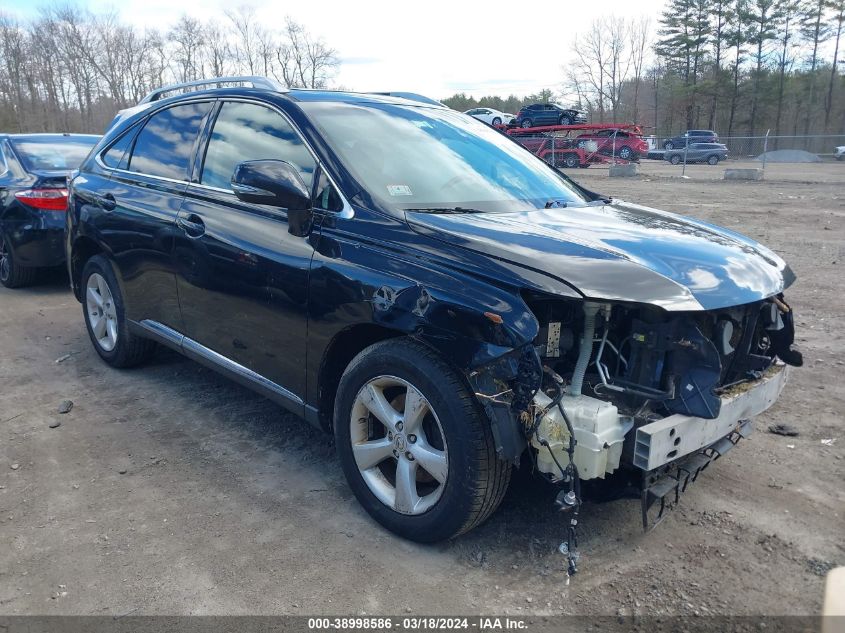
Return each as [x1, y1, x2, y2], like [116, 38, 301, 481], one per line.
[405, 200, 795, 311]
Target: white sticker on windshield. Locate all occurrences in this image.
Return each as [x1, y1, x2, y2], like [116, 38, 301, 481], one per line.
[387, 184, 413, 196]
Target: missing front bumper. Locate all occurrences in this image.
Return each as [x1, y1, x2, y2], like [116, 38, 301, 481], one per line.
[633, 363, 789, 472]
[635, 363, 789, 530]
[640, 418, 753, 530]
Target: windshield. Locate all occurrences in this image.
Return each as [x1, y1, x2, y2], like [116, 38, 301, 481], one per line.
[300, 102, 589, 213]
[10, 136, 98, 171]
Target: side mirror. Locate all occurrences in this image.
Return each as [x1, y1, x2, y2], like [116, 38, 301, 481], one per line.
[231, 160, 311, 210]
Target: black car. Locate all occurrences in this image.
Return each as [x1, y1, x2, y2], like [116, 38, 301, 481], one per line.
[515, 103, 587, 128]
[664, 143, 729, 165]
[663, 129, 719, 149]
[0, 133, 99, 288]
[67, 77, 800, 559]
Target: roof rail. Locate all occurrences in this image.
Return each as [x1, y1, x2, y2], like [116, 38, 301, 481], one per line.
[368, 92, 447, 107]
[140, 76, 286, 104]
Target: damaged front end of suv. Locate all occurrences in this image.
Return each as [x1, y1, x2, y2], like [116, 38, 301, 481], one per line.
[442, 204, 803, 576]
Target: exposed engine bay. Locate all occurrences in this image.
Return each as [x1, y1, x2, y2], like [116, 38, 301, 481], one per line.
[471, 292, 802, 576]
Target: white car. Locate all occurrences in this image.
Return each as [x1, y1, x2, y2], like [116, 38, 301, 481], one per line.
[464, 107, 513, 126]
[835, 146, 845, 160]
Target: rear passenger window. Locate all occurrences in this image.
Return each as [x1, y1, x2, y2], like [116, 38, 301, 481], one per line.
[129, 102, 212, 180]
[200, 101, 316, 191]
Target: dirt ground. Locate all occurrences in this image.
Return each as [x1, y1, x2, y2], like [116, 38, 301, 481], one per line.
[0, 160, 842, 617]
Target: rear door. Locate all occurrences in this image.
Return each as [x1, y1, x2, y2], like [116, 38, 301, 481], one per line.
[174, 99, 320, 398]
[93, 100, 214, 329]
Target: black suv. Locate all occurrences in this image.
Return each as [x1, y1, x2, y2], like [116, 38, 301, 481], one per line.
[663, 129, 719, 149]
[515, 103, 587, 128]
[67, 77, 800, 555]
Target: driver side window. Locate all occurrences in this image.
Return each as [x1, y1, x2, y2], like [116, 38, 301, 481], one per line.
[200, 101, 316, 191]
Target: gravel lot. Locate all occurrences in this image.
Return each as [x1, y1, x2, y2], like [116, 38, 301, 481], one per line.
[0, 160, 842, 616]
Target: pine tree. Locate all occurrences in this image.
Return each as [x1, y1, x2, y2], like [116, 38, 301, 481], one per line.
[726, 0, 753, 135]
[746, 0, 781, 135]
[774, 0, 803, 135]
[799, 0, 833, 133]
[656, 0, 713, 127]
[826, 0, 845, 131]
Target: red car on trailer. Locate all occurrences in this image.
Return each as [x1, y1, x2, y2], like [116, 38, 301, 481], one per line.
[574, 128, 648, 161]
[503, 123, 646, 168]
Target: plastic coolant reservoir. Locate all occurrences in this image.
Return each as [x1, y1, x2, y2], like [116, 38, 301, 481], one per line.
[531, 391, 633, 480]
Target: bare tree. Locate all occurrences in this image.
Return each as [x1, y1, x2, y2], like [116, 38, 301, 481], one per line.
[168, 15, 205, 82]
[566, 19, 612, 120]
[276, 17, 338, 88]
[203, 20, 232, 78]
[226, 5, 260, 75]
[630, 17, 652, 123]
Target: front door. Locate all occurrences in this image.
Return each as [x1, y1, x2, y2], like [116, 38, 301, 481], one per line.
[174, 100, 319, 399]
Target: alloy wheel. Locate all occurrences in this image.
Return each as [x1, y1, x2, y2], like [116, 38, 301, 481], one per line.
[86, 272, 118, 352]
[350, 375, 448, 515]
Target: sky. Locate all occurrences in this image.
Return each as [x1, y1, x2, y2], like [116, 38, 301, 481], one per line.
[2, 0, 663, 100]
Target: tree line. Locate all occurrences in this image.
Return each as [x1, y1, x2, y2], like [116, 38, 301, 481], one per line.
[0, 6, 339, 134]
[444, 0, 845, 137]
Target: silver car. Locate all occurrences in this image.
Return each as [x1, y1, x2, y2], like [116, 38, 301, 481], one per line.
[665, 142, 729, 165]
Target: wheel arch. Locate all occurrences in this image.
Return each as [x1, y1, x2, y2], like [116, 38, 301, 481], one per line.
[70, 236, 104, 301]
[315, 323, 403, 430]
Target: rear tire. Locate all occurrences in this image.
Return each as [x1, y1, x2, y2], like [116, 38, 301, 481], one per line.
[521, 119, 533, 128]
[563, 154, 580, 168]
[81, 255, 156, 368]
[491, 117, 502, 126]
[0, 235, 37, 289]
[334, 338, 511, 542]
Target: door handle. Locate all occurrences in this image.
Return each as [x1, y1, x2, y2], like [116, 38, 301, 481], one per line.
[177, 214, 206, 237]
[97, 192, 116, 211]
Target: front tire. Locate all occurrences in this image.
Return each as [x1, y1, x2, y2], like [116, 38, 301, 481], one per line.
[521, 119, 533, 128]
[669, 154, 682, 165]
[82, 255, 156, 368]
[560, 115, 573, 126]
[707, 154, 720, 165]
[491, 117, 502, 126]
[334, 338, 511, 542]
[618, 146, 633, 160]
[0, 235, 37, 289]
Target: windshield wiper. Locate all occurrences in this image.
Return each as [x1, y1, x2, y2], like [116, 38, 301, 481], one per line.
[405, 207, 485, 214]
[544, 200, 568, 209]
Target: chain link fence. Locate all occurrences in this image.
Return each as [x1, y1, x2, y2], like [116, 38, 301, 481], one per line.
[653, 135, 845, 160]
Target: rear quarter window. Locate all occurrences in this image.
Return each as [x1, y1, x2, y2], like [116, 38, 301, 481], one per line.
[101, 125, 140, 170]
